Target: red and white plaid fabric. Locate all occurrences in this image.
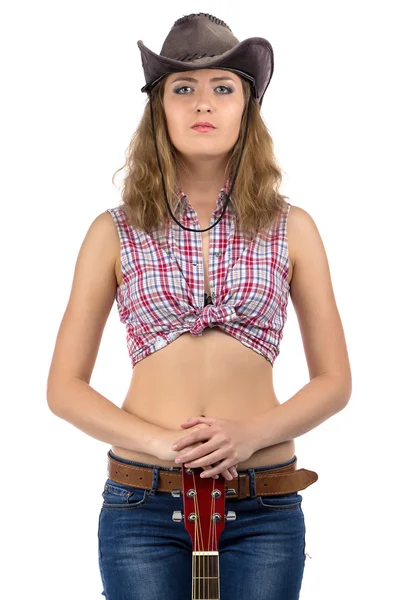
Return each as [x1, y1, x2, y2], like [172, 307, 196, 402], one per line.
[107, 177, 291, 368]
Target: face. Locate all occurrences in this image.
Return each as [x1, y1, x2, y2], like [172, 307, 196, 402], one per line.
[163, 68, 245, 163]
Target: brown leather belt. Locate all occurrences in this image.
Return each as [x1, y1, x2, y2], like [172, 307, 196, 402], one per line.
[107, 451, 318, 500]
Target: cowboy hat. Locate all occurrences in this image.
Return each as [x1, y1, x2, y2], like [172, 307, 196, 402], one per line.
[137, 12, 274, 106]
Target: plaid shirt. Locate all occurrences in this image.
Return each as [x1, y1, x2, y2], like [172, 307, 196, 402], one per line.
[107, 178, 291, 368]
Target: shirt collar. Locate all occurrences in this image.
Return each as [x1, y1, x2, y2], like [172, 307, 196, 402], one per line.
[175, 176, 232, 219]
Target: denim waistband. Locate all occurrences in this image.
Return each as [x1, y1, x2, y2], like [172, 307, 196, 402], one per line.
[108, 449, 297, 497]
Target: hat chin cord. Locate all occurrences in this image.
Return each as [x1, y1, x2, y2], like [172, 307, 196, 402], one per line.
[148, 85, 252, 233]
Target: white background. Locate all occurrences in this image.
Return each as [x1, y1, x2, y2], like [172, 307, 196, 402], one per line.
[1, 1, 398, 598]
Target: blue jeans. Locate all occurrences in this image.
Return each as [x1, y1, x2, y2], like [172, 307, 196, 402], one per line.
[98, 450, 307, 599]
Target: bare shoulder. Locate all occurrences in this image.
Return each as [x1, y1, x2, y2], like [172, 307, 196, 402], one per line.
[98, 210, 121, 280]
[286, 202, 330, 310]
[286, 204, 321, 269]
[78, 210, 121, 285]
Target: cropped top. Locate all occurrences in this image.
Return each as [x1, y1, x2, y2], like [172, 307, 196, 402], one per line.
[107, 179, 291, 369]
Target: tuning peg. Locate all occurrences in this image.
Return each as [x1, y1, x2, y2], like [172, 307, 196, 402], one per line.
[225, 510, 236, 521]
[171, 489, 181, 497]
[172, 510, 183, 522]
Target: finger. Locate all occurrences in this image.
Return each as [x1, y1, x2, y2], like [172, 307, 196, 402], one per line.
[172, 429, 214, 453]
[179, 420, 212, 430]
[180, 416, 215, 427]
[221, 467, 238, 481]
[200, 459, 236, 479]
[182, 447, 225, 469]
[182, 416, 213, 423]
[180, 417, 202, 426]
[208, 464, 238, 481]
[228, 466, 238, 478]
[221, 469, 233, 481]
[209, 461, 231, 481]
[202, 464, 220, 480]
[172, 430, 209, 452]
[176, 441, 216, 464]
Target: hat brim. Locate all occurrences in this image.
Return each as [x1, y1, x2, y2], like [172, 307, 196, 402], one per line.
[137, 36, 274, 105]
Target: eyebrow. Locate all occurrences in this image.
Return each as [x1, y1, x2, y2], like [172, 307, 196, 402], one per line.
[170, 76, 236, 84]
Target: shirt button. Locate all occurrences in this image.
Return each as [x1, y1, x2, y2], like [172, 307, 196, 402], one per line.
[214, 251, 222, 257]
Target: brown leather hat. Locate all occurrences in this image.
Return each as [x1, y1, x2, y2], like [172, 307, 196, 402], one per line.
[137, 12, 274, 106]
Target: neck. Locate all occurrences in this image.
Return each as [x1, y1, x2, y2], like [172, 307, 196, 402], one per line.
[192, 551, 220, 599]
[177, 158, 228, 204]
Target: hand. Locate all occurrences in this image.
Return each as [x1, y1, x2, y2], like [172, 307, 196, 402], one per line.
[155, 423, 239, 481]
[172, 415, 257, 478]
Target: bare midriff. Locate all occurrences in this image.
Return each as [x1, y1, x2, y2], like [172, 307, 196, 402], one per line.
[111, 209, 295, 469]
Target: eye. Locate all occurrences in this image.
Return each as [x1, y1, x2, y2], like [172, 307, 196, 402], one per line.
[173, 85, 233, 95]
[173, 86, 192, 94]
[215, 85, 233, 94]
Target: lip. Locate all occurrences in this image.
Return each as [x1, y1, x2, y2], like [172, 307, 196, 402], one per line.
[191, 122, 216, 129]
[191, 126, 216, 133]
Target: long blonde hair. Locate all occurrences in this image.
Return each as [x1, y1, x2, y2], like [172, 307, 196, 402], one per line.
[112, 76, 289, 237]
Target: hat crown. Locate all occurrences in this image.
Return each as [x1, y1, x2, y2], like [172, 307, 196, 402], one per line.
[160, 12, 240, 62]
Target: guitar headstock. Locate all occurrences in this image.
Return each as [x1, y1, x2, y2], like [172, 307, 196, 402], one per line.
[181, 468, 226, 551]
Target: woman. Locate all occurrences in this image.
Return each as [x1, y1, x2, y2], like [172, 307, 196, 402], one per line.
[47, 12, 352, 600]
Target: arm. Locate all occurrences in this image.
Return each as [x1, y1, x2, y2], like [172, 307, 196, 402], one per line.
[252, 205, 352, 451]
[48, 376, 165, 455]
[250, 372, 350, 452]
[47, 211, 164, 455]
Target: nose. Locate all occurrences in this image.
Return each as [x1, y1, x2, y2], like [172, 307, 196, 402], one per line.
[193, 88, 215, 110]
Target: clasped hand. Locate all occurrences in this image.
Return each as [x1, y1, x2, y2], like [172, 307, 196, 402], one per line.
[172, 415, 256, 479]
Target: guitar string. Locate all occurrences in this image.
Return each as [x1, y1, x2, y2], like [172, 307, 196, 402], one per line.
[191, 472, 205, 598]
[191, 472, 198, 598]
[192, 472, 205, 598]
[208, 476, 218, 599]
[191, 470, 218, 598]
